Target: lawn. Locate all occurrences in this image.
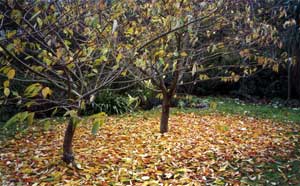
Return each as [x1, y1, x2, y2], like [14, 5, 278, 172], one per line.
[1, 106, 300, 185]
[175, 96, 300, 123]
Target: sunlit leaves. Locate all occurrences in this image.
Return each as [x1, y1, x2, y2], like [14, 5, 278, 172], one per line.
[116, 53, 123, 63]
[3, 80, 10, 88]
[199, 74, 209, 81]
[6, 69, 15, 80]
[37, 17, 43, 28]
[154, 50, 165, 58]
[41, 87, 53, 99]
[6, 30, 16, 39]
[180, 52, 188, 57]
[125, 27, 134, 36]
[27, 112, 35, 126]
[95, 56, 107, 65]
[272, 64, 279, 73]
[231, 72, 240, 82]
[10, 9, 22, 24]
[4, 87, 10, 97]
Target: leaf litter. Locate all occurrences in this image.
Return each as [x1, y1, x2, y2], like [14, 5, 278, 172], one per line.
[0, 112, 299, 185]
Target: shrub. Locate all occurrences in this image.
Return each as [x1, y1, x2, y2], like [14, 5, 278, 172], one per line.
[85, 91, 133, 115]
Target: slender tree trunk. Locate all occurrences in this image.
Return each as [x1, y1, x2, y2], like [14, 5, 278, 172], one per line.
[160, 94, 171, 133]
[288, 60, 292, 100]
[62, 118, 77, 164]
[292, 52, 300, 98]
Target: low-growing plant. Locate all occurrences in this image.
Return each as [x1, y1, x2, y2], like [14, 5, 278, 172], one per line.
[0, 111, 34, 140]
[85, 91, 134, 116]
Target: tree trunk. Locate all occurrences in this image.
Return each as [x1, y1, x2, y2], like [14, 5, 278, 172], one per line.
[288, 60, 292, 100]
[160, 94, 171, 133]
[62, 118, 77, 164]
[292, 52, 300, 98]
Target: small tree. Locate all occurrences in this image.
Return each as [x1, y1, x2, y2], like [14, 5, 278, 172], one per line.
[120, 0, 282, 133]
[0, 0, 125, 165]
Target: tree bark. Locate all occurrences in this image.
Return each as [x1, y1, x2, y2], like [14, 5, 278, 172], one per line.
[292, 52, 300, 98]
[288, 60, 292, 100]
[62, 118, 77, 164]
[160, 94, 171, 133]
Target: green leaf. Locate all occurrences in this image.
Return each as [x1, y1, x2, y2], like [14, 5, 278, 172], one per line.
[94, 56, 107, 65]
[116, 53, 123, 63]
[4, 112, 29, 128]
[210, 101, 217, 109]
[44, 120, 51, 131]
[37, 17, 43, 28]
[91, 112, 106, 135]
[64, 110, 78, 117]
[3, 80, 9, 88]
[51, 108, 58, 117]
[70, 114, 81, 128]
[91, 120, 101, 135]
[91, 15, 99, 28]
[6, 30, 17, 39]
[42, 177, 55, 182]
[27, 112, 35, 126]
[11, 10, 22, 24]
[24, 83, 42, 98]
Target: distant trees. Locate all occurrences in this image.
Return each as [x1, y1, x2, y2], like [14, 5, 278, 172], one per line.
[253, 0, 300, 99]
[282, 1, 300, 98]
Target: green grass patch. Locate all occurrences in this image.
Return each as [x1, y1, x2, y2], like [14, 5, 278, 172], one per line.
[170, 96, 300, 123]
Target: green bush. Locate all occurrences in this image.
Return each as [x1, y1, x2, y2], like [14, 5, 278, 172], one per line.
[127, 87, 160, 110]
[0, 111, 34, 140]
[175, 95, 209, 109]
[85, 91, 134, 115]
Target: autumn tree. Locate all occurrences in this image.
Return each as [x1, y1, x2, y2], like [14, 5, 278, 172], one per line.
[0, 0, 126, 165]
[117, 0, 283, 133]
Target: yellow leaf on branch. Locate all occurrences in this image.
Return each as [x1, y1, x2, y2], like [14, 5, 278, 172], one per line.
[7, 69, 15, 80]
[4, 87, 10, 97]
[42, 87, 53, 98]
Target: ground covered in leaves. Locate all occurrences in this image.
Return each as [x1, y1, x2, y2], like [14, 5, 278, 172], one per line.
[1, 111, 300, 185]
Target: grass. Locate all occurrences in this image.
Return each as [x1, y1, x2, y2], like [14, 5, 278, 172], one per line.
[171, 96, 300, 123]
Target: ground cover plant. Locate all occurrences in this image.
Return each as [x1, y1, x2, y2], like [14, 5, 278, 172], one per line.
[1, 106, 300, 185]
